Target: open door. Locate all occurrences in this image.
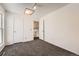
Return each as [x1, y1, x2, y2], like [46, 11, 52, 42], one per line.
[39, 19, 45, 40]
[33, 21, 39, 40]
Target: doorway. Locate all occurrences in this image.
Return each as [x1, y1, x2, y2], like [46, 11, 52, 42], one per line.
[33, 21, 39, 40]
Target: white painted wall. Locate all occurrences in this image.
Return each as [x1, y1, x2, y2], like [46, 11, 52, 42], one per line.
[39, 4, 79, 55]
[0, 5, 5, 52]
[6, 12, 33, 45]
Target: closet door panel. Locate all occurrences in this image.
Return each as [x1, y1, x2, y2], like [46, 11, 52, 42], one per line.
[23, 16, 33, 41]
[13, 15, 23, 43]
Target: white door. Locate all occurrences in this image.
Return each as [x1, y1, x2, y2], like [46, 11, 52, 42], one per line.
[13, 15, 33, 43]
[39, 19, 45, 40]
[13, 16, 24, 43]
[23, 16, 33, 41]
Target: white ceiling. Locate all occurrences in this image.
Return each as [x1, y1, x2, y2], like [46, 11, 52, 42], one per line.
[1, 3, 69, 19]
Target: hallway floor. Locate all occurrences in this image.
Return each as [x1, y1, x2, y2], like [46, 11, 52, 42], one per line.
[0, 39, 78, 56]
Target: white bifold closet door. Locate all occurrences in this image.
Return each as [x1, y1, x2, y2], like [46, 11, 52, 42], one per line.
[6, 13, 33, 45]
[13, 15, 24, 43]
[13, 15, 33, 44]
[23, 16, 33, 41]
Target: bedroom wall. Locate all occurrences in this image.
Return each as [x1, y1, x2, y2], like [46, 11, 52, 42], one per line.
[39, 3, 79, 55]
[6, 12, 34, 45]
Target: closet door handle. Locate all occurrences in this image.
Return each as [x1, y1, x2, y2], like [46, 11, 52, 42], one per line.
[13, 31, 16, 33]
[0, 28, 2, 30]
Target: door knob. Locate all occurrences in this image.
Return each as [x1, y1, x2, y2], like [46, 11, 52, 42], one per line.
[13, 31, 16, 33]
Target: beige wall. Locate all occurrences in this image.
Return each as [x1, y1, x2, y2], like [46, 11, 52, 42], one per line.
[39, 3, 79, 55]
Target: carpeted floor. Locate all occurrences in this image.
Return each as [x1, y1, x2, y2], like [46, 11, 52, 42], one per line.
[0, 39, 78, 56]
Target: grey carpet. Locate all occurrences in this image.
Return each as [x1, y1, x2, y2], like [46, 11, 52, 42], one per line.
[0, 39, 78, 56]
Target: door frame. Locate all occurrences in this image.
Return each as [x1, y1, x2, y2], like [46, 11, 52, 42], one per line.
[0, 13, 4, 44]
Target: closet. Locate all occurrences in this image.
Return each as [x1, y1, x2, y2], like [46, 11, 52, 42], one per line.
[6, 13, 33, 45]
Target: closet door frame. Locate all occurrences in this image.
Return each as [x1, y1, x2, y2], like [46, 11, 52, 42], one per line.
[0, 14, 3, 44]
